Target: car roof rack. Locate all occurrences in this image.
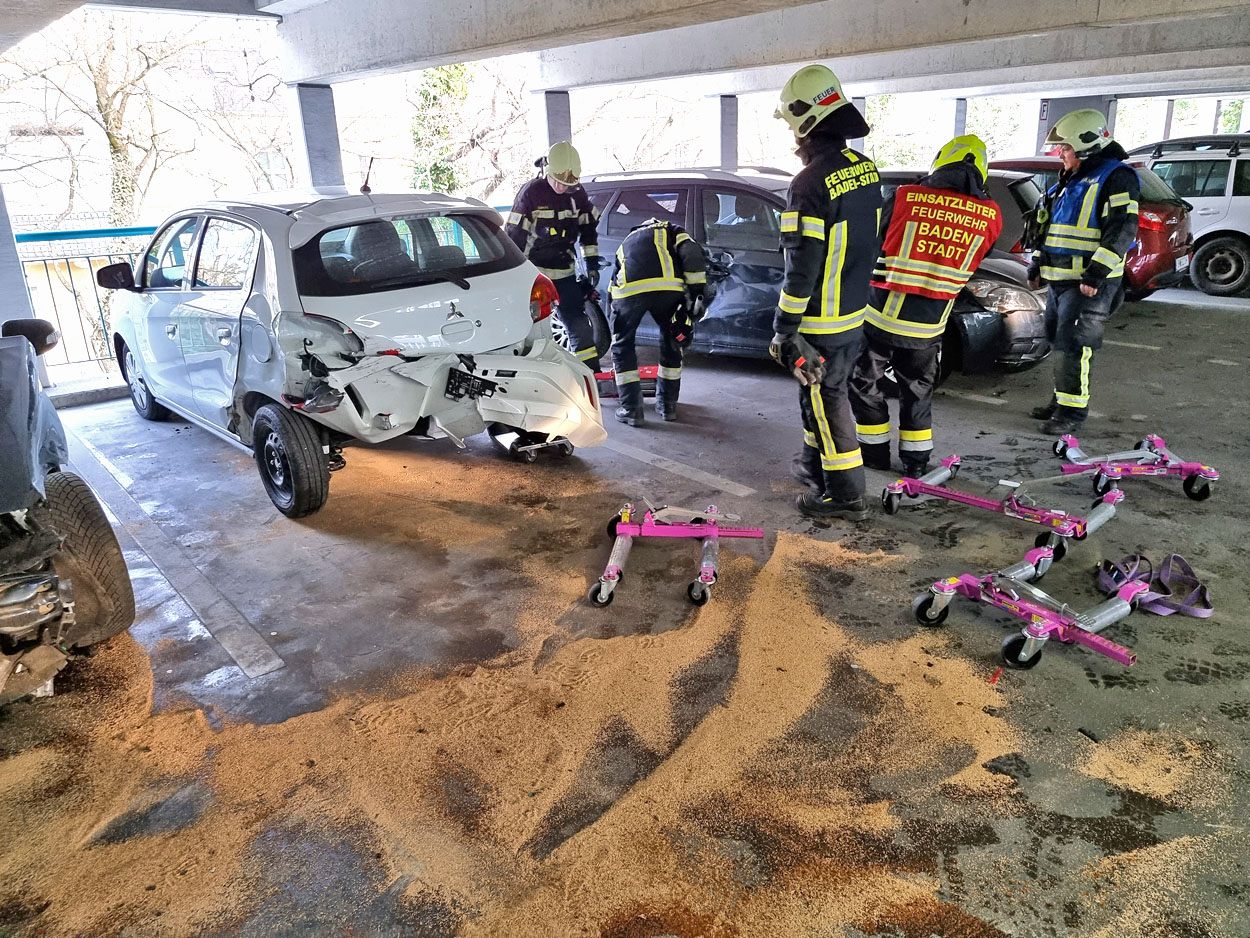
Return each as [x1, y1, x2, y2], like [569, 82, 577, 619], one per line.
[1129, 133, 1250, 159]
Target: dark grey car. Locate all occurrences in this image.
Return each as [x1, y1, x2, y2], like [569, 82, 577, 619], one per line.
[581, 166, 1049, 378]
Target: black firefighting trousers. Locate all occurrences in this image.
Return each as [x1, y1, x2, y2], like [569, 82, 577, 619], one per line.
[554, 275, 600, 372]
[796, 333, 866, 503]
[849, 329, 940, 472]
[609, 293, 684, 412]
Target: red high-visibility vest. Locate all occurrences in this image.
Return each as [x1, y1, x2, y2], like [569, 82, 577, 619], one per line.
[872, 185, 1003, 300]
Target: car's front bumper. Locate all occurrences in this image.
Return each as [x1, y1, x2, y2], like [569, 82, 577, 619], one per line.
[310, 338, 607, 448]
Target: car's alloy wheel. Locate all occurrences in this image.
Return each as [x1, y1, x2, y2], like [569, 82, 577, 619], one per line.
[125, 349, 148, 409]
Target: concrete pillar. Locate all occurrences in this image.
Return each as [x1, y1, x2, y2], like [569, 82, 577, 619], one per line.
[1163, 99, 1175, 138]
[543, 90, 572, 146]
[1213, 99, 1224, 133]
[1106, 98, 1117, 135]
[0, 185, 36, 326]
[289, 83, 345, 189]
[1035, 95, 1116, 153]
[953, 97, 968, 136]
[849, 96, 867, 151]
[719, 95, 739, 169]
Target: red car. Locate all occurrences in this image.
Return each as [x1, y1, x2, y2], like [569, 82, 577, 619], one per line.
[990, 156, 1193, 300]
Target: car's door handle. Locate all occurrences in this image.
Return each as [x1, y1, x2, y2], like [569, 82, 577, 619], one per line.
[165, 324, 177, 338]
[216, 326, 233, 344]
[1195, 208, 1220, 215]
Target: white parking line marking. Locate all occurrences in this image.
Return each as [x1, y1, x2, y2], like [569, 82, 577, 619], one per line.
[66, 430, 285, 679]
[937, 391, 1006, 406]
[1104, 339, 1162, 351]
[603, 438, 756, 498]
[75, 433, 136, 490]
[1207, 358, 1239, 366]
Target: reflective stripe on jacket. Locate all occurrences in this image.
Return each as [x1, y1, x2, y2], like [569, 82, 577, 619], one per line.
[1038, 158, 1139, 284]
[775, 144, 883, 339]
[504, 176, 600, 279]
[609, 218, 706, 300]
[867, 183, 1002, 341]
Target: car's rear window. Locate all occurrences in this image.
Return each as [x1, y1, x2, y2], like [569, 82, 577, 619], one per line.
[1134, 166, 1186, 204]
[293, 213, 524, 297]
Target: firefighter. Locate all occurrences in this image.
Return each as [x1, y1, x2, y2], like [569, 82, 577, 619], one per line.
[850, 135, 1003, 477]
[772, 64, 883, 521]
[607, 217, 708, 425]
[1027, 109, 1140, 434]
[505, 141, 604, 371]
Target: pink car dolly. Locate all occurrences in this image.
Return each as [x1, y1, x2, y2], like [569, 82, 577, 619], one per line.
[881, 455, 1125, 570]
[1053, 433, 1219, 501]
[913, 546, 1150, 670]
[589, 500, 764, 608]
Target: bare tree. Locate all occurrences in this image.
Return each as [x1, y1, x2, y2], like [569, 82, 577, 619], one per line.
[2, 10, 203, 224]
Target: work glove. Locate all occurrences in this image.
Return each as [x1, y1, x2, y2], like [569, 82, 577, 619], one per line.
[671, 301, 697, 348]
[1073, 312, 1106, 350]
[584, 255, 605, 274]
[769, 332, 826, 386]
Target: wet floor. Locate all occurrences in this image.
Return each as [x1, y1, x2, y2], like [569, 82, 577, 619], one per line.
[2, 293, 1249, 936]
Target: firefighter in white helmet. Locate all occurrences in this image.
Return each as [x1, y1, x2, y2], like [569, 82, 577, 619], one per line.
[772, 64, 882, 522]
[505, 141, 604, 370]
[850, 134, 1003, 477]
[1027, 108, 1140, 434]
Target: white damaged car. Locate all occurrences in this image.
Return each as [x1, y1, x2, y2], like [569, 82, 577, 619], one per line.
[98, 190, 606, 517]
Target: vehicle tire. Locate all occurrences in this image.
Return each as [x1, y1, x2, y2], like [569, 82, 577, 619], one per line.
[1191, 236, 1250, 297]
[1001, 633, 1043, 670]
[120, 344, 170, 421]
[45, 471, 136, 649]
[912, 593, 949, 628]
[1182, 475, 1212, 501]
[253, 404, 330, 518]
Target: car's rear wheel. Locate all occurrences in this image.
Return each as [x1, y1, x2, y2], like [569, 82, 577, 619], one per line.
[1191, 236, 1250, 296]
[45, 471, 136, 649]
[252, 404, 330, 518]
[121, 344, 170, 421]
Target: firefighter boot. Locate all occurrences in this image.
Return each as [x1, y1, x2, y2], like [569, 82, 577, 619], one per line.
[796, 491, 870, 522]
[615, 406, 645, 427]
[791, 447, 823, 491]
[1030, 399, 1058, 421]
[861, 441, 891, 472]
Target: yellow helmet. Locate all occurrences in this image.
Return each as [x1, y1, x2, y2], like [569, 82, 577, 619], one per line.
[1044, 108, 1112, 159]
[932, 134, 989, 183]
[774, 64, 850, 138]
[545, 141, 582, 186]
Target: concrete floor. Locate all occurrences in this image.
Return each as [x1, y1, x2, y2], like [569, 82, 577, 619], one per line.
[3, 292, 1249, 936]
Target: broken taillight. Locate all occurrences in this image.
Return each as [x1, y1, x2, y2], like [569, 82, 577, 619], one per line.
[1138, 210, 1167, 232]
[530, 274, 559, 322]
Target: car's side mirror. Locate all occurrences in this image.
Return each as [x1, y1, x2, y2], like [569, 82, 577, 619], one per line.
[97, 261, 137, 291]
[705, 250, 734, 283]
[1, 318, 60, 357]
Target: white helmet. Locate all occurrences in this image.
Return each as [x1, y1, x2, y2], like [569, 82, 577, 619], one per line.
[774, 64, 851, 139]
[1044, 108, 1113, 159]
[545, 141, 581, 186]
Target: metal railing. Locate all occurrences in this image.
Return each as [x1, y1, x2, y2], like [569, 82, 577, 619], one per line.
[15, 227, 156, 371]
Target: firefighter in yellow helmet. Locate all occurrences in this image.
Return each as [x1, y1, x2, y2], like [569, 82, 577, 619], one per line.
[772, 64, 882, 521]
[850, 134, 1003, 477]
[505, 141, 604, 370]
[1027, 108, 1140, 434]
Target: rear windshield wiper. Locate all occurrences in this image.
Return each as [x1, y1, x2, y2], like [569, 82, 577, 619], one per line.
[414, 272, 471, 290]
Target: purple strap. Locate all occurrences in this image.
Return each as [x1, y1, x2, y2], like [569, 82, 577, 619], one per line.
[1097, 553, 1214, 618]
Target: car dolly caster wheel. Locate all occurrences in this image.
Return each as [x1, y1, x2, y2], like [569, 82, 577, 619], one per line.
[1001, 633, 1043, 670]
[687, 581, 711, 606]
[588, 582, 615, 607]
[881, 490, 901, 515]
[1034, 533, 1067, 563]
[1183, 475, 1212, 501]
[912, 593, 949, 628]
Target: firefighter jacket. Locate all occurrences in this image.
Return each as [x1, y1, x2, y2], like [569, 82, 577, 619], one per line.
[505, 176, 600, 280]
[609, 218, 707, 300]
[1034, 149, 1140, 288]
[866, 163, 1003, 347]
[774, 141, 883, 341]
